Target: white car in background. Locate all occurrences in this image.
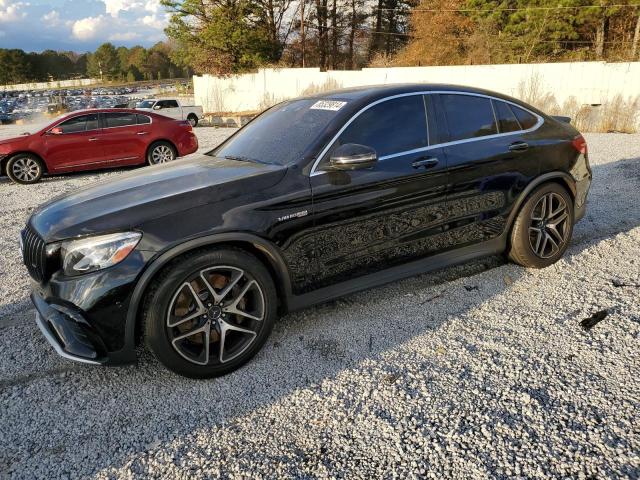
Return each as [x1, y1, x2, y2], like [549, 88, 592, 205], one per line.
[136, 99, 203, 127]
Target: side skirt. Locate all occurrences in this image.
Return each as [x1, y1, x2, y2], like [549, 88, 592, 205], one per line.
[287, 236, 506, 311]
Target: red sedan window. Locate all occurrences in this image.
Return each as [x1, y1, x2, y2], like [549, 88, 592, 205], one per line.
[59, 114, 98, 133]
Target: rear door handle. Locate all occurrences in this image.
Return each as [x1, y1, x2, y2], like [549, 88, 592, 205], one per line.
[137, 131, 149, 136]
[412, 156, 439, 169]
[88, 137, 99, 142]
[508, 141, 529, 152]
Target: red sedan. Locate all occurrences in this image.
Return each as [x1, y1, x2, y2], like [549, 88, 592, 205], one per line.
[0, 109, 198, 184]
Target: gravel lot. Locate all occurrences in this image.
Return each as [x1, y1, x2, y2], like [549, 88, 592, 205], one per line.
[0, 126, 639, 479]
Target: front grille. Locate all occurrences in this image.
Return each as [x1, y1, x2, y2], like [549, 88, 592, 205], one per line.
[21, 225, 48, 282]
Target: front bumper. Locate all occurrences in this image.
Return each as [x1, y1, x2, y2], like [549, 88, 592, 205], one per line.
[29, 249, 154, 365]
[32, 292, 107, 364]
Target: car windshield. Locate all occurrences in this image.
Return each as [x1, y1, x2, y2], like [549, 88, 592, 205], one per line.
[211, 99, 343, 165]
[138, 100, 155, 108]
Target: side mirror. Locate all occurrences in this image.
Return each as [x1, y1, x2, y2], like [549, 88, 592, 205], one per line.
[329, 143, 377, 170]
[153, 105, 162, 110]
[48, 126, 63, 135]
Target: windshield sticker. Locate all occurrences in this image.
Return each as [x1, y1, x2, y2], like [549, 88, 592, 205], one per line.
[310, 100, 347, 111]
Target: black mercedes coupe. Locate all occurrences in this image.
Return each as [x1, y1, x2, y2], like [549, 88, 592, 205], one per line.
[21, 84, 592, 377]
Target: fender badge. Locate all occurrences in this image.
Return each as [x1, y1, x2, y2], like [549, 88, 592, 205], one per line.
[277, 210, 308, 222]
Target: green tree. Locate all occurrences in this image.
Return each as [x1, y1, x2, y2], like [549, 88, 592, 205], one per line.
[162, 0, 282, 74]
[87, 43, 120, 80]
[0, 49, 32, 84]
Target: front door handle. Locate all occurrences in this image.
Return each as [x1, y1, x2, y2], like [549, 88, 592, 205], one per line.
[412, 156, 439, 169]
[508, 141, 529, 152]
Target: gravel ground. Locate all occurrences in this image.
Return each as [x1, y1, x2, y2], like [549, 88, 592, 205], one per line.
[0, 128, 639, 479]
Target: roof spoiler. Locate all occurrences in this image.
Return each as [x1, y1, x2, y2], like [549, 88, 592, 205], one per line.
[552, 115, 572, 124]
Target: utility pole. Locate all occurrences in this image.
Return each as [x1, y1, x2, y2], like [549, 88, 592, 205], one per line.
[301, 0, 306, 67]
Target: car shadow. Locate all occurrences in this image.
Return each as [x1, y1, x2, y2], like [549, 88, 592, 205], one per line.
[1, 156, 639, 476]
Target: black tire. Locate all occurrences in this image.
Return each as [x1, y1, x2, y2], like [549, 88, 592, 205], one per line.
[143, 248, 277, 378]
[187, 114, 198, 127]
[508, 182, 574, 268]
[147, 141, 176, 165]
[6, 154, 44, 184]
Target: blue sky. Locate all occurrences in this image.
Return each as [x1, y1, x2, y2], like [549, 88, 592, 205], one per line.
[0, 0, 169, 52]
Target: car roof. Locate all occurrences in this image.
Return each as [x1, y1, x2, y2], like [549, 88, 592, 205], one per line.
[303, 83, 544, 115]
[61, 108, 147, 116]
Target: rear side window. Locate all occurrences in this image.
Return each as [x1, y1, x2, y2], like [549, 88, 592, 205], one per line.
[493, 100, 521, 133]
[338, 95, 428, 157]
[441, 94, 497, 141]
[137, 114, 151, 125]
[58, 114, 98, 133]
[105, 112, 137, 128]
[511, 105, 538, 129]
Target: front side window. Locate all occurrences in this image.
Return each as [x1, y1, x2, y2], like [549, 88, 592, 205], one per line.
[493, 100, 521, 133]
[441, 94, 497, 141]
[58, 114, 98, 133]
[337, 95, 428, 158]
[105, 112, 137, 128]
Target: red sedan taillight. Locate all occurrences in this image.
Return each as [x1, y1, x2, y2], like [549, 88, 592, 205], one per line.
[572, 134, 587, 155]
[177, 120, 192, 131]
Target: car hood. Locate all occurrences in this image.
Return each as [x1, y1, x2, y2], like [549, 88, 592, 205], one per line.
[0, 134, 31, 146]
[29, 155, 288, 242]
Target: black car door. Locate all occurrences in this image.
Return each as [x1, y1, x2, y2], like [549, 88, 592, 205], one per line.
[436, 93, 543, 248]
[305, 94, 449, 292]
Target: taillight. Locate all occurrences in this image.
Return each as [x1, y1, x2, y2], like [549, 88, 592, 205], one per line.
[177, 120, 192, 131]
[572, 134, 587, 155]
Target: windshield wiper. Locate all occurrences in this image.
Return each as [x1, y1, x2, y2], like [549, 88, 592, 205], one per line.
[223, 155, 266, 164]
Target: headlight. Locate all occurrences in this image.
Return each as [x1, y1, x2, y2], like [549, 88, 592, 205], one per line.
[61, 232, 141, 276]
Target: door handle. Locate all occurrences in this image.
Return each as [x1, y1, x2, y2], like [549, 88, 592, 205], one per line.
[412, 156, 439, 169]
[88, 137, 99, 142]
[137, 131, 149, 136]
[508, 141, 529, 152]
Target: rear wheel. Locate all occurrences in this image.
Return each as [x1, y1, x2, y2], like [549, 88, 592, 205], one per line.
[508, 183, 574, 268]
[143, 248, 277, 378]
[187, 114, 198, 127]
[6, 154, 44, 184]
[147, 141, 176, 165]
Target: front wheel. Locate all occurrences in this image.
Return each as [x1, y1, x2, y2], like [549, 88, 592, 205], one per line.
[143, 248, 277, 378]
[508, 182, 574, 268]
[147, 141, 176, 165]
[6, 154, 44, 184]
[187, 115, 198, 127]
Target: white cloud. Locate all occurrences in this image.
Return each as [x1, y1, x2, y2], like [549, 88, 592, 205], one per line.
[141, 12, 166, 30]
[71, 15, 107, 40]
[144, 0, 160, 13]
[104, 0, 160, 18]
[42, 10, 60, 25]
[0, 0, 28, 23]
[104, 0, 133, 17]
[0, 0, 169, 49]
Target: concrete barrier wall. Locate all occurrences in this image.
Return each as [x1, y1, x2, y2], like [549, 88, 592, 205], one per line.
[193, 62, 640, 114]
[0, 78, 99, 92]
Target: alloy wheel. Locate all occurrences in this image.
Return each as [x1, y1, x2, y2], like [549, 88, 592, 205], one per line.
[166, 266, 265, 366]
[11, 157, 40, 182]
[151, 145, 174, 164]
[528, 192, 570, 258]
